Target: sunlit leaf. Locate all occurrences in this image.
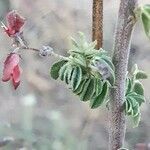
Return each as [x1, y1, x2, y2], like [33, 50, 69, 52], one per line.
[135, 71, 148, 79]
[133, 81, 144, 96]
[126, 98, 133, 115]
[81, 78, 96, 101]
[126, 78, 132, 95]
[59, 63, 69, 81]
[79, 79, 91, 101]
[50, 60, 67, 80]
[132, 112, 141, 128]
[90, 81, 109, 109]
[73, 78, 87, 95]
[69, 55, 87, 67]
[95, 78, 103, 96]
[141, 10, 150, 38]
[70, 66, 82, 90]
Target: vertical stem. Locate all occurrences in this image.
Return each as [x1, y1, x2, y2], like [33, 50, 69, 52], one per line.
[109, 0, 138, 150]
[92, 0, 103, 49]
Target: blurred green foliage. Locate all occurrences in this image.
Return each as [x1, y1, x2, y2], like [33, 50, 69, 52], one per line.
[0, 95, 87, 150]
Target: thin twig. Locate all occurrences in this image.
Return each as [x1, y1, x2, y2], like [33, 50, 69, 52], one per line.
[13, 34, 68, 60]
[22, 47, 68, 60]
[92, 0, 103, 49]
[23, 47, 39, 52]
[50, 51, 68, 60]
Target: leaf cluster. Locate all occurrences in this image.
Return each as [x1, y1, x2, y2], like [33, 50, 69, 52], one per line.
[50, 33, 115, 109]
[124, 64, 148, 127]
[137, 4, 150, 38]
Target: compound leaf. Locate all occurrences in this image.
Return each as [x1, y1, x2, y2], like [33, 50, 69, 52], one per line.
[133, 81, 144, 96]
[50, 60, 67, 80]
[71, 66, 82, 90]
[90, 81, 109, 109]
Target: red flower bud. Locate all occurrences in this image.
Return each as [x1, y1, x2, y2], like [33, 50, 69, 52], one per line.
[2, 53, 21, 89]
[2, 10, 25, 37]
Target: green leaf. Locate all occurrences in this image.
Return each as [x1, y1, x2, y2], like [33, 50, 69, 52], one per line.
[85, 40, 97, 52]
[133, 95, 145, 106]
[124, 100, 129, 114]
[141, 11, 150, 38]
[131, 64, 147, 78]
[126, 78, 132, 95]
[85, 42, 100, 58]
[132, 112, 141, 127]
[78, 32, 88, 49]
[92, 56, 115, 85]
[63, 65, 74, 84]
[63, 67, 69, 84]
[143, 4, 150, 14]
[136, 98, 145, 106]
[87, 40, 97, 50]
[85, 49, 100, 59]
[69, 33, 99, 59]
[79, 79, 91, 101]
[90, 81, 109, 109]
[127, 92, 145, 106]
[100, 55, 115, 71]
[96, 49, 108, 57]
[125, 96, 140, 116]
[69, 32, 88, 55]
[94, 78, 103, 96]
[99, 58, 115, 85]
[68, 49, 82, 56]
[135, 71, 148, 79]
[67, 65, 74, 84]
[69, 55, 87, 67]
[81, 78, 96, 101]
[59, 63, 69, 81]
[71, 66, 82, 90]
[126, 98, 133, 115]
[129, 96, 138, 108]
[73, 78, 87, 95]
[133, 81, 144, 96]
[132, 103, 140, 117]
[50, 60, 67, 80]
[131, 64, 138, 75]
[128, 96, 139, 116]
[70, 37, 79, 49]
[69, 39, 82, 56]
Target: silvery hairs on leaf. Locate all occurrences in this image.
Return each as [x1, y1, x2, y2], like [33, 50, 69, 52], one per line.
[39, 46, 53, 57]
[93, 61, 111, 80]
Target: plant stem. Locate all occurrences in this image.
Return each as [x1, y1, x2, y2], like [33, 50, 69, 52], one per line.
[92, 0, 103, 49]
[22, 47, 67, 59]
[23, 47, 40, 52]
[109, 0, 138, 150]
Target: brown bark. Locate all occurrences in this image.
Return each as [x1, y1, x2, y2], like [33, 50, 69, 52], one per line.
[92, 0, 103, 49]
[109, 0, 138, 150]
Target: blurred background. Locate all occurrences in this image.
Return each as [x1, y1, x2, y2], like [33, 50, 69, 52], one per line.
[0, 0, 149, 149]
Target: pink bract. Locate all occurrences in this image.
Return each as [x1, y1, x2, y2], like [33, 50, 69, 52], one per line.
[2, 53, 21, 89]
[4, 10, 25, 36]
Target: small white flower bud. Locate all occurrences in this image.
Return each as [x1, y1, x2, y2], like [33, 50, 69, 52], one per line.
[39, 46, 53, 57]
